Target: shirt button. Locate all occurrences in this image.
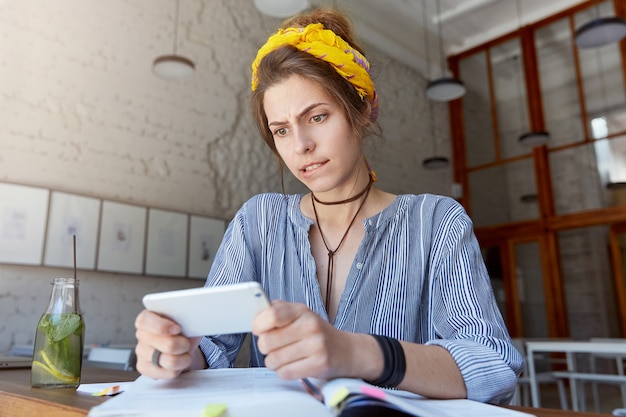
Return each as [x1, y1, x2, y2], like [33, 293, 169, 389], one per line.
[356, 262, 363, 269]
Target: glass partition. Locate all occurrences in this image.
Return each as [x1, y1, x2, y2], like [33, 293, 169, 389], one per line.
[490, 39, 528, 160]
[575, 1, 626, 139]
[459, 51, 496, 168]
[514, 241, 548, 338]
[469, 158, 539, 227]
[578, 44, 626, 139]
[535, 17, 585, 147]
[558, 225, 620, 339]
[550, 135, 626, 214]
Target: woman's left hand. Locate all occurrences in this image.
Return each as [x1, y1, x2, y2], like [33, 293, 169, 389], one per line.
[252, 300, 364, 380]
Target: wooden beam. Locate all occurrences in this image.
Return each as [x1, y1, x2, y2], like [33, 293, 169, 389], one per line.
[542, 234, 569, 337]
[533, 147, 555, 219]
[609, 225, 626, 337]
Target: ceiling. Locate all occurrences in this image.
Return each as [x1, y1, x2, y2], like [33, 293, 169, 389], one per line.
[300, 0, 590, 78]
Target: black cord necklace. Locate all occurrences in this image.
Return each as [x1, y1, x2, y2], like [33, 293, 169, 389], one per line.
[311, 178, 372, 312]
[312, 175, 373, 205]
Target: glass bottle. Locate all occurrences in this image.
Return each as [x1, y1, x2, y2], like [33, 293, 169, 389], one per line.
[31, 277, 85, 388]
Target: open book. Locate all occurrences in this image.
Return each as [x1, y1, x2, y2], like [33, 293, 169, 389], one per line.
[88, 368, 535, 417]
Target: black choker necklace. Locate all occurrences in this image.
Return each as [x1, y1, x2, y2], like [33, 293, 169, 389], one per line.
[311, 178, 372, 313]
[312, 175, 373, 206]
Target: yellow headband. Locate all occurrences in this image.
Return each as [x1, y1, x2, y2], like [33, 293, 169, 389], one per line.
[251, 23, 379, 120]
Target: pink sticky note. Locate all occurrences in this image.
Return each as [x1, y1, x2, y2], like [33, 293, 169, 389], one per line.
[361, 385, 387, 400]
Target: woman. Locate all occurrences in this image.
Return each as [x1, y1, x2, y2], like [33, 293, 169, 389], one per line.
[134, 7, 523, 404]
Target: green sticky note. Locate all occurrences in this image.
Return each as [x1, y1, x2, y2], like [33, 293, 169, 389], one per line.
[202, 403, 227, 417]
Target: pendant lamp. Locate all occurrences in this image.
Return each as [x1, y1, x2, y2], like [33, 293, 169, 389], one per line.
[422, 156, 450, 170]
[590, 38, 613, 140]
[152, 0, 195, 80]
[516, 67, 549, 146]
[520, 193, 538, 203]
[518, 131, 550, 147]
[575, 2, 626, 49]
[253, 0, 309, 18]
[426, 0, 465, 102]
[421, 0, 449, 170]
[514, 0, 549, 147]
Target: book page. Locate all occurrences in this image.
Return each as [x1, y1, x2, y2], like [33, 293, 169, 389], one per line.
[88, 368, 330, 417]
[321, 378, 536, 417]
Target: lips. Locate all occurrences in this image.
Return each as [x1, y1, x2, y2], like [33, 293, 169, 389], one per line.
[301, 160, 328, 174]
[303, 163, 323, 172]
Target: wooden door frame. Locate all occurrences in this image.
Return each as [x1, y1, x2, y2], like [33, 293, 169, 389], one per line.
[609, 223, 626, 336]
[502, 235, 566, 338]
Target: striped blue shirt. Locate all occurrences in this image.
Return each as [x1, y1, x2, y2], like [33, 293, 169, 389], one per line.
[199, 193, 523, 403]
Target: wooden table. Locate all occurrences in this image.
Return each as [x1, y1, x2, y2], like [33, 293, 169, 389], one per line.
[0, 366, 139, 417]
[0, 366, 609, 417]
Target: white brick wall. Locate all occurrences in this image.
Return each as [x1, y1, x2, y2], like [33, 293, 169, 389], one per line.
[0, 0, 450, 352]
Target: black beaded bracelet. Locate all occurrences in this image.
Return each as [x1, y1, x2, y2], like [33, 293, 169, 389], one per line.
[367, 334, 406, 388]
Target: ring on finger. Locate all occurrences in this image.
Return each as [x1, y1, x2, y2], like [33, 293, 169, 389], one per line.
[152, 348, 162, 368]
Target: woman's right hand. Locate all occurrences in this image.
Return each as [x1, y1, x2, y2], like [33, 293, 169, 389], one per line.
[134, 309, 203, 379]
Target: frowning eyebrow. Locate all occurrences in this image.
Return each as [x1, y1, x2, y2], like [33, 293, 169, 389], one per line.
[267, 102, 328, 127]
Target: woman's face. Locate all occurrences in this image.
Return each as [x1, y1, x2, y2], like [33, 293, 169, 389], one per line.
[263, 75, 363, 197]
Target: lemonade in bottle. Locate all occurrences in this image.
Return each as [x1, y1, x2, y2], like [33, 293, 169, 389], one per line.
[31, 277, 84, 388]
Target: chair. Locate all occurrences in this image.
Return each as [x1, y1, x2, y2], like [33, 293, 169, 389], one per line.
[510, 338, 568, 409]
[587, 338, 626, 413]
[84, 347, 136, 371]
[534, 339, 626, 412]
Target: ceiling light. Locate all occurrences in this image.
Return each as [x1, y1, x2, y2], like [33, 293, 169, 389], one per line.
[153, 55, 195, 80]
[426, 0, 466, 102]
[422, 156, 450, 170]
[575, 16, 626, 48]
[253, 0, 309, 18]
[512, 2, 550, 148]
[518, 131, 550, 147]
[426, 78, 466, 101]
[420, 1, 450, 171]
[152, 0, 195, 80]
[519, 193, 538, 204]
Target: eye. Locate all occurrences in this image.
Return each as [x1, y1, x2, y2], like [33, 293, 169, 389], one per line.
[273, 127, 288, 137]
[310, 114, 327, 123]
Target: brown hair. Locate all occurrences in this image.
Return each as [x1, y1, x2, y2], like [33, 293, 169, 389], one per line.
[250, 8, 377, 176]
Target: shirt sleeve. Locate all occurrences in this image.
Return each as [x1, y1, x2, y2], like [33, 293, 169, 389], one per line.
[425, 201, 524, 404]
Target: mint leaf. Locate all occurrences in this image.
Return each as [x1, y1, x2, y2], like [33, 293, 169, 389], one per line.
[50, 313, 81, 342]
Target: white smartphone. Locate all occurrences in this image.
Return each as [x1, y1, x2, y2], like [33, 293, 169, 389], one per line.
[142, 281, 270, 337]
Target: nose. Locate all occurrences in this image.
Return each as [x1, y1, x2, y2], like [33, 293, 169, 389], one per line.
[293, 127, 314, 154]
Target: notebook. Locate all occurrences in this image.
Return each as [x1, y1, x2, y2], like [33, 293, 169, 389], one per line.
[0, 354, 32, 369]
[88, 367, 536, 417]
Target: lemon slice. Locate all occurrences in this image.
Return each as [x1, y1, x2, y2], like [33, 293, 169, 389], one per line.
[31, 360, 76, 384]
[39, 351, 79, 383]
[31, 360, 52, 376]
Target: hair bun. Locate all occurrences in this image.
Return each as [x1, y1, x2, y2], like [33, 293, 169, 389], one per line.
[280, 7, 365, 55]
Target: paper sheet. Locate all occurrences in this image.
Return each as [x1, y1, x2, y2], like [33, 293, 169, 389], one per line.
[77, 382, 131, 396]
[87, 368, 330, 417]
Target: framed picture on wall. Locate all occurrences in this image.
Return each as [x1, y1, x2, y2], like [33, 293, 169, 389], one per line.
[0, 183, 49, 265]
[187, 216, 226, 279]
[97, 201, 147, 274]
[145, 208, 188, 278]
[44, 191, 101, 269]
